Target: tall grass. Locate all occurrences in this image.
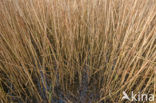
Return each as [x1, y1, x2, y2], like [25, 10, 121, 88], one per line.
[0, 0, 156, 102]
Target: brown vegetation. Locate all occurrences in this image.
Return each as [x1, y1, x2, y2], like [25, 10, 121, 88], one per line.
[0, 0, 156, 102]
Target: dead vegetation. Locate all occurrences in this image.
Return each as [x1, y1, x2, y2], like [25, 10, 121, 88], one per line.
[0, 0, 156, 103]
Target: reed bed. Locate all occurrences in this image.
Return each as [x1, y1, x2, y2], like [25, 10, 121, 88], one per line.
[0, 0, 156, 102]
